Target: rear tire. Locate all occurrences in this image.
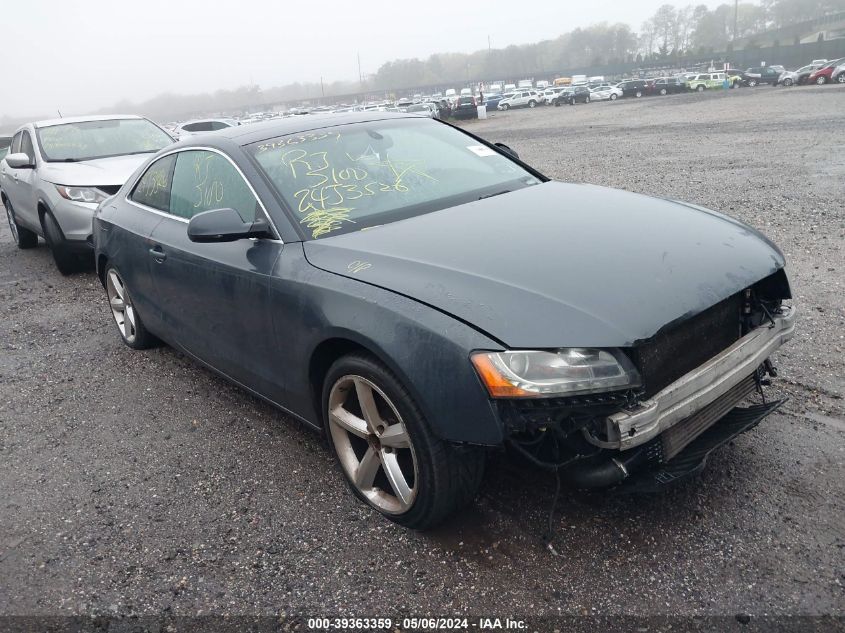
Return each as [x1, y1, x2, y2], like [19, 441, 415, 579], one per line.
[816, 76, 827, 85]
[4, 198, 38, 249]
[41, 212, 79, 275]
[323, 353, 485, 530]
[783, 78, 794, 86]
[609, 93, 617, 100]
[659, 88, 667, 95]
[696, 85, 705, 92]
[635, 90, 643, 97]
[104, 265, 157, 350]
[748, 79, 758, 87]
[528, 100, 536, 108]
[500, 103, 510, 110]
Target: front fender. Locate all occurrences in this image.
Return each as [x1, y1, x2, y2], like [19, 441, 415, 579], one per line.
[272, 245, 505, 446]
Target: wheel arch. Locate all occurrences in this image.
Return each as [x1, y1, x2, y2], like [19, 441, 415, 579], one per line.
[96, 253, 109, 287]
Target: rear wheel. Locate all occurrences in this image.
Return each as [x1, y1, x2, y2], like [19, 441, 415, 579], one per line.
[500, 103, 510, 110]
[659, 87, 667, 95]
[528, 100, 536, 108]
[816, 76, 827, 85]
[783, 78, 794, 86]
[836, 74, 845, 84]
[635, 90, 643, 97]
[609, 93, 617, 100]
[323, 354, 485, 530]
[41, 212, 79, 275]
[105, 266, 157, 349]
[4, 198, 38, 249]
[748, 79, 758, 87]
[696, 84, 705, 92]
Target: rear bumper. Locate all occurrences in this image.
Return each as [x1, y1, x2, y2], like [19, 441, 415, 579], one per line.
[604, 305, 796, 451]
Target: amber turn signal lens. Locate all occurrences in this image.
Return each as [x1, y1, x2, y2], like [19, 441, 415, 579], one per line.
[471, 353, 535, 398]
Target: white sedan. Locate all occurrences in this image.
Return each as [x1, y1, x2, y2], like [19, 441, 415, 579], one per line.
[589, 85, 623, 101]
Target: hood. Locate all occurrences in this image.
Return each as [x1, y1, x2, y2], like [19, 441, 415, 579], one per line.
[39, 153, 152, 187]
[303, 182, 786, 349]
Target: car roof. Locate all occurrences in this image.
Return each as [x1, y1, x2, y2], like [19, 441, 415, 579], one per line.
[204, 111, 422, 147]
[33, 114, 144, 129]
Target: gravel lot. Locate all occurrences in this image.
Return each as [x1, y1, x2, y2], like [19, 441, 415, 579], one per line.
[1, 86, 843, 623]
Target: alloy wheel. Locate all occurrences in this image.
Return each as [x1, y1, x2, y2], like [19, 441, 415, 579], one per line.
[106, 269, 137, 344]
[328, 375, 418, 514]
[837, 74, 845, 83]
[4, 201, 19, 244]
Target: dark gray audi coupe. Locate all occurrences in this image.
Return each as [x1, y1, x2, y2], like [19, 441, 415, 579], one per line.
[93, 112, 796, 529]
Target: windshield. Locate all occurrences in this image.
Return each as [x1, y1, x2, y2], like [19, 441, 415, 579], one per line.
[249, 118, 541, 239]
[36, 118, 172, 162]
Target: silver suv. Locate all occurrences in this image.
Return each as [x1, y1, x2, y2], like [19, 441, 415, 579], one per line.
[1, 115, 173, 273]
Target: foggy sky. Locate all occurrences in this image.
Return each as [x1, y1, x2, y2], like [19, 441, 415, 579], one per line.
[4, 0, 719, 118]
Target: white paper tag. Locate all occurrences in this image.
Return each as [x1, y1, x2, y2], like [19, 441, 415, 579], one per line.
[467, 144, 497, 157]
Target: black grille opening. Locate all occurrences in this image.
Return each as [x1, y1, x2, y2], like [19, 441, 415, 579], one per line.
[629, 293, 742, 398]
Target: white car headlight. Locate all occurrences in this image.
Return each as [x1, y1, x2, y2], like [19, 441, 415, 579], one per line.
[472, 348, 641, 398]
[55, 185, 108, 204]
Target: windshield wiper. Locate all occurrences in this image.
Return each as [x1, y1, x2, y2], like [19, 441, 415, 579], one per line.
[478, 189, 510, 200]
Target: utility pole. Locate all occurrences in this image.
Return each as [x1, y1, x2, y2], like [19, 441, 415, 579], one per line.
[733, 0, 738, 41]
[488, 35, 491, 52]
[357, 52, 363, 88]
[320, 76, 325, 98]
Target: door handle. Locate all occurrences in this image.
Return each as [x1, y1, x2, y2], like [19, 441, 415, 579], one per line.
[149, 246, 167, 262]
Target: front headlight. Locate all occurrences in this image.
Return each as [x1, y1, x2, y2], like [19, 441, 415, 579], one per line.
[55, 185, 108, 204]
[471, 348, 641, 398]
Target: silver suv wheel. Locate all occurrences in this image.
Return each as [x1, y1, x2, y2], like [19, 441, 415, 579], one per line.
[328, 375, 418, 514]
[5, 201, 20, 243]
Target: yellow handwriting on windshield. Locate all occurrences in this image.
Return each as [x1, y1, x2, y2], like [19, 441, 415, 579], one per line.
[272, 146, 436, 239]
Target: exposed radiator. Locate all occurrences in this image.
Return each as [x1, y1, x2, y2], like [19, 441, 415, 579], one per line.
[661, 373, 757, 460]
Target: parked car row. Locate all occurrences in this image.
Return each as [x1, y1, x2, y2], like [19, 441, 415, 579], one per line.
[0, 110, 796, 530]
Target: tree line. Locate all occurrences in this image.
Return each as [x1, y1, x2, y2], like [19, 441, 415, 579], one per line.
[2, 0, 842, 127]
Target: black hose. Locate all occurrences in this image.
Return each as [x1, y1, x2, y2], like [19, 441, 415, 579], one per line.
[559, 448, 647, 489]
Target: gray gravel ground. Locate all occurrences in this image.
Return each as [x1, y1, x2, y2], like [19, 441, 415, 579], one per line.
[1, 85, 843, 622]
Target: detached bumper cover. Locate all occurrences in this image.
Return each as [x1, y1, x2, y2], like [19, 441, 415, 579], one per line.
[606, 305, 796, 451]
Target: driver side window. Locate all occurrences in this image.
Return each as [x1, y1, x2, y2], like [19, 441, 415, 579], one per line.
[169, 150, 260, 222]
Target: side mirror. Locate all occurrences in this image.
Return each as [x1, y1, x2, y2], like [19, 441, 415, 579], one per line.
[187, 207, 271, 243]
[5, 153, 34, 169]
[494, 143, 519, 160]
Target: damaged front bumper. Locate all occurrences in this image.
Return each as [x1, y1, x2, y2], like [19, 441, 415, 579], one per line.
[597, 305, 796, 451]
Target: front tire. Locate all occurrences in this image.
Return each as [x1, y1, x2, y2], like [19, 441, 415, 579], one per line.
[585, 95, 590, 103]
[42, 212, 79, 275]
[104, 266, 157, 349]
[635, 90, 643, 97]
[816, 76, 827, 85]
[500, 103, 510, 110]
[837, 74, 845, 84]
[748, 79, 758, 87]
[659, 88, 667, 95]
[609, 93, 617, 100]
[783, 78, 794, 86]
[528, 100, 536, 108]
[4, 198, 38, 249]
[696, 84, 705, 92]
[323, 354, 485, 530]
